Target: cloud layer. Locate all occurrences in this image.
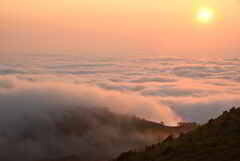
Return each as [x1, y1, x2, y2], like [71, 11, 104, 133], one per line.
[0, 77, 183, 161]
[0, 55, 240, 160]
[1, 55, 240, 123]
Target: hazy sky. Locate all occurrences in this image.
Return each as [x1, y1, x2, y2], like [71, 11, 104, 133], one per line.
[1, 0, 240, 57]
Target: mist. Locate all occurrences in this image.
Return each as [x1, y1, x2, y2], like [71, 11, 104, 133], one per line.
[0, 77, 181, 161]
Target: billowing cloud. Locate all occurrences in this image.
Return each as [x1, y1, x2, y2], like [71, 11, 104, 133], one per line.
[142, 86, 212, 97]
[0, 55, 240, 161]
[96, 82, 145, 92]
[160, 95, 240, 123]
[130, 77, 177, 83]
[0, 76, 182, 161]
[0, 76, 181, 125]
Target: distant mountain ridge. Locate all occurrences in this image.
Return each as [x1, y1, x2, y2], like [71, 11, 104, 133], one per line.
[6, 107, 193, 161]
[113, 107, 240, 161]
[37, 108, 194, 161]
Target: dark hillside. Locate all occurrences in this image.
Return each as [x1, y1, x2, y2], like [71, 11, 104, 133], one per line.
[1, 107, 193, 161]
[114, 107, 240, 161]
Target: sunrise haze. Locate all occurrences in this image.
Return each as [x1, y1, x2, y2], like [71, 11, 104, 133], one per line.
[1, 0, 240, 57]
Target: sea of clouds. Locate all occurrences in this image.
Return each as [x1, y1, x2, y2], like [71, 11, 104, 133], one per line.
[1, 54, 239, 123]
[0, 54, 240, 160]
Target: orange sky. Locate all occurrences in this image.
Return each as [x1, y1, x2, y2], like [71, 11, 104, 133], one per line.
[1, 0, 240, 57]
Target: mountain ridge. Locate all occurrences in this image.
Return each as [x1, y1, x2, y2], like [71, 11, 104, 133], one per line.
[113, 107, 240, 161]
[30, 107, 194, 161]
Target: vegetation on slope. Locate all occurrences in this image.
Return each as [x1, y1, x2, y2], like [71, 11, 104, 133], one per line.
[35, 107, 194, 161]
[114, 107, 240, 161]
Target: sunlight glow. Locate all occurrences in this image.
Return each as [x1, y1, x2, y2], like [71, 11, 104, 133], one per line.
[197, 8, 214, 23]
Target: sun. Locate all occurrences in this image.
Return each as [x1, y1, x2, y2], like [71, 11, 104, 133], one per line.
[197, 8, 214, 23]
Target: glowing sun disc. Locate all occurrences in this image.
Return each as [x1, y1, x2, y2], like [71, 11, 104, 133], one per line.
[197, 8, 214, 23]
